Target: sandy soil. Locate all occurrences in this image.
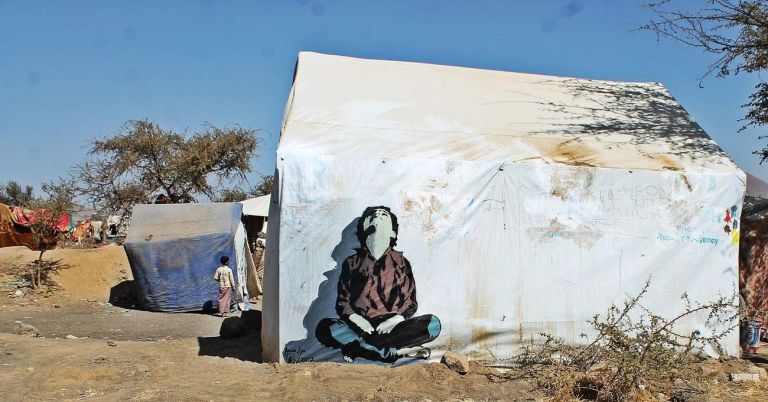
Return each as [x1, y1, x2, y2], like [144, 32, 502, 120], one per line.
[0, 245, 541, 401]
[0, 245, 767, 401]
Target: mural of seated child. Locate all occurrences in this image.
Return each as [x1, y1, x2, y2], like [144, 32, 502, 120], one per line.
[315, 206, 441, 363]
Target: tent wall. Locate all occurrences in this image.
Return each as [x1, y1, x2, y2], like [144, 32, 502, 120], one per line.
[125, 203, 246, 312]
[263, 154, 744, 363]
[263, 183, 282, 362]
[262, 53, 746, 364]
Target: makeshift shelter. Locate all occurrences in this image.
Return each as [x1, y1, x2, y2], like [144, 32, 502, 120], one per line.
[241, 195, 271, 218]
[0, 203, 68, 250]
[125, 202, 259, 312]
[0, 203, 37, 249]
[240, 195, 270, 295]
[240, 194, 270, 238]
[263, 53, 745, 364]
[740, 195, 768, 314]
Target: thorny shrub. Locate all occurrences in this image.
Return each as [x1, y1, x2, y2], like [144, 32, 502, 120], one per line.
[513, 279, 738, 401]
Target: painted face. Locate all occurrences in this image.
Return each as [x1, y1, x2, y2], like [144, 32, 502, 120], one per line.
[363, 208, 393, 236]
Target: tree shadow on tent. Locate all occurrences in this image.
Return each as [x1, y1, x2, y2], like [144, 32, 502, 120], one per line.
[281, 219, 360, 364]
[197, 309, 262, 362]
[496, 78, 730, 166]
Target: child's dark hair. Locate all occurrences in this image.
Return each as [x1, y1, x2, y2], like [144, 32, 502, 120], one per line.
[356, 206, 399, 247]
[220, 256, 230, 265]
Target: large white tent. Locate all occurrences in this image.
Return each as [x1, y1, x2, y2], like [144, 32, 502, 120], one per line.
[263, 52, 745, 364]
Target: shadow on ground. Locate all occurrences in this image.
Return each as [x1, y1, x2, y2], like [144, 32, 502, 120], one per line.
[744, 352, 768, 366]
[108, 280, 138, 308]
[197, 310, 262, 362]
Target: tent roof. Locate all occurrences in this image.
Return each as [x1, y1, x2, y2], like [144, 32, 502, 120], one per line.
[240, 195, 270, 217]
[278, 52, 742, 176]
[126, 203, 242, 243]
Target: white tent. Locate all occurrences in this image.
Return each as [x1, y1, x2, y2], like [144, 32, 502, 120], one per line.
[240, 195, 271, 217]
[263, 52, 745, 364]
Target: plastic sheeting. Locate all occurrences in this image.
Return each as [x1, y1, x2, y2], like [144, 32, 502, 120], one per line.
[263, 53, 746, 364]
[241, 195, 271, 217]
[739, 196, 768, 315]
[125, 203, 250, 312]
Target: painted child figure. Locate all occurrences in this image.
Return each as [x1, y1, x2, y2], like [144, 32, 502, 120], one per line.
[315, 206, 441, 363]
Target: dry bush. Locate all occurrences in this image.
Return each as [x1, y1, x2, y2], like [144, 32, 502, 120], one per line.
[514, 279, 738, 401]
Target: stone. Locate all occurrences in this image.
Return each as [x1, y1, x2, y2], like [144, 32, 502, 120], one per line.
[746, 366, 768, 380]
[93, 355, 110, 363]
[107, 341, 117, 347]
[700, 360, 723, 378]
[65, 335, 79, 340]
[441, 351, 470, 375]
[14, 323, 40, 337]
[730, 372, 760, 382]
[136, 364, 151, 373]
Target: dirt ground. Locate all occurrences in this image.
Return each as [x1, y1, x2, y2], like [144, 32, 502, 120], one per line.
[0, 245, 767, 401]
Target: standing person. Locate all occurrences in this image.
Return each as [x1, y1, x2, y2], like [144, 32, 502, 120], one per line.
[213, 256, 235, 317]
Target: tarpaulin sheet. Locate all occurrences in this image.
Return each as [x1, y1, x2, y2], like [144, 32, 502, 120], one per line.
[125, 203, 245, 312]
[0, 203, 37, 250]
[739, 196, 768, 314]
[262, 53, 746, 364]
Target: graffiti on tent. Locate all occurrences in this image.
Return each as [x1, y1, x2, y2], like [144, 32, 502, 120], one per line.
[314, 206, 441, 363]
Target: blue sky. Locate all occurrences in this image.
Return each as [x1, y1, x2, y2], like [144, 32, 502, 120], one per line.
[1, 0, 766, 191]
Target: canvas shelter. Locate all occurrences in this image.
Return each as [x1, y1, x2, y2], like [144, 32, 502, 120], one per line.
[0, 203, 37, 250]
[240, 194, 270, 236]
[125, 202, 260, 312]
[241, 195, 271, 217]
[263, 52, 746, 364]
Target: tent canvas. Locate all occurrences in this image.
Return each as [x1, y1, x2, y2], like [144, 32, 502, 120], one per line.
[125, 202, 255, 312]
[241, 195, 271, 217]
[0, 203, 37, 250]
[263, 52, 745, 364]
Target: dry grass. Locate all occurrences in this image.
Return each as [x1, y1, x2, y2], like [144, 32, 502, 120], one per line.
[513, 278, 739, 401]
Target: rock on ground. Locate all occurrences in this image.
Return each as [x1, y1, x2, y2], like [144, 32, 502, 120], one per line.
[730, 373, 760, 382]
[441, 351, 470, 374]
[747, 365, 768, 380]
[13, 323, 39, 337]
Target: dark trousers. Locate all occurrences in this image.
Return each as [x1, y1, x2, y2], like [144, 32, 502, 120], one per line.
[315, 314, 441, 362]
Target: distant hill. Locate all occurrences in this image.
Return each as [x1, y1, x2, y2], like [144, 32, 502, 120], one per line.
[746, 172, 768, 199]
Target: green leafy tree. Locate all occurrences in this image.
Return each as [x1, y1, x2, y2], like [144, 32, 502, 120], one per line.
[641, 0, 768, 161]
[76, 119, 261, 215]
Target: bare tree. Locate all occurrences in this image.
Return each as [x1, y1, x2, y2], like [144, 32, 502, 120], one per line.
[75, 119, 261, 215]
[25, 178, 76, 289]
[250, 174, 273, 197]
[214, 174, 273, 202]
[641, 0, 768, 160]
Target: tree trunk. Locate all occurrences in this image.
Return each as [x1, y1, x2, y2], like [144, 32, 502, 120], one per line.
[35, 249, 45, 290]
[28, 265, 37, 289]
